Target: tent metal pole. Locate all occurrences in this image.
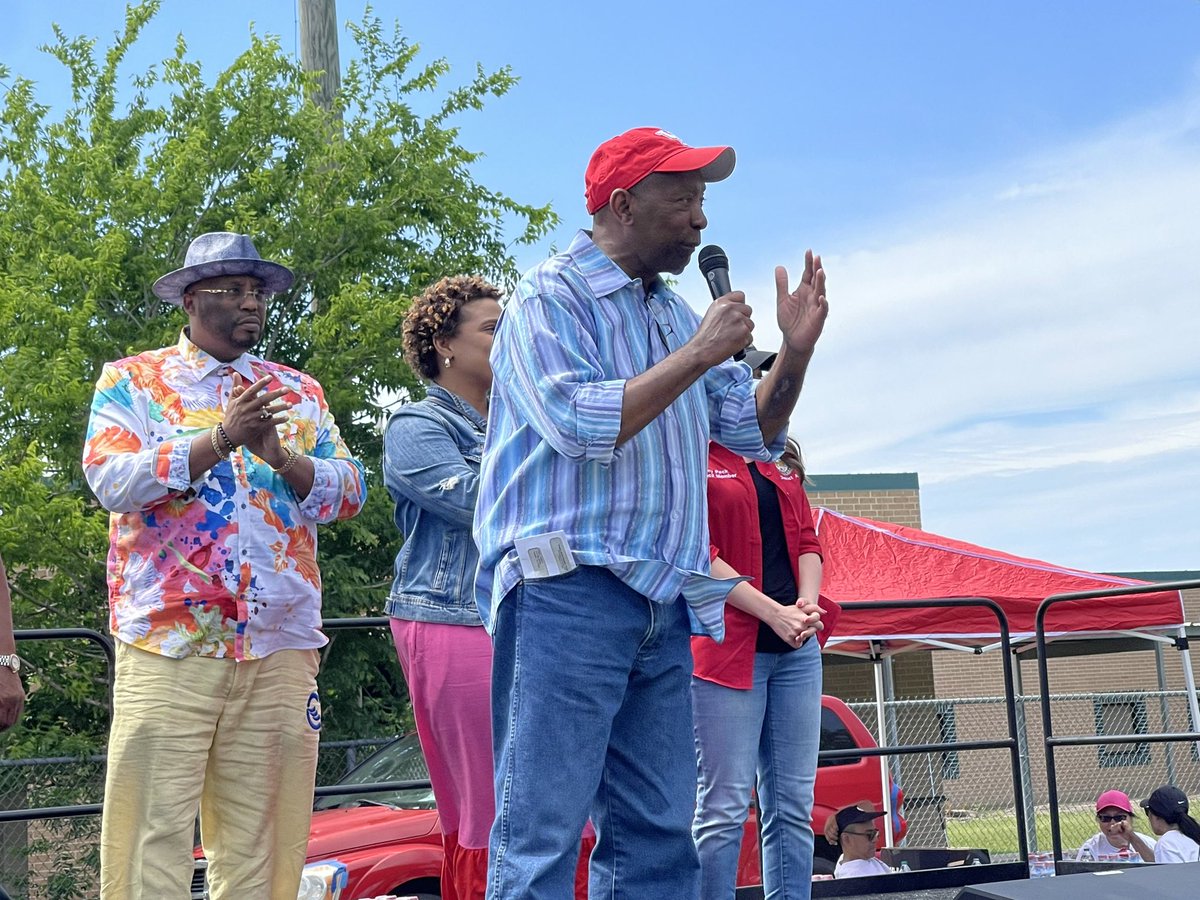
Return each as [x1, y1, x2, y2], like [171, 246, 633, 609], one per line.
[1155, 641, 1177, 785]
[872, 642, 895, 847]
[881, 656, 906, 845]
[1177, 627, 1200, 759]
[882, 655, 902, 786]
[1012, 654, 1038, 851]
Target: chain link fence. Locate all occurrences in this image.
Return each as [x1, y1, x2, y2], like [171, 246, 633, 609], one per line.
[844, 690, 1200, 862]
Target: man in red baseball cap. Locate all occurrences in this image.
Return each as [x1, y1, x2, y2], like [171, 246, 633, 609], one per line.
[476, 126, 829, 900]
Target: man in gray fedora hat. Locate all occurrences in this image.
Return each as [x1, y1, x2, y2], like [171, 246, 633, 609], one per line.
[83, 232, 367, 899]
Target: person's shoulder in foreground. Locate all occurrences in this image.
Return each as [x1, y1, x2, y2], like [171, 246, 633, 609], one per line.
[1155, 828, 1200, 862]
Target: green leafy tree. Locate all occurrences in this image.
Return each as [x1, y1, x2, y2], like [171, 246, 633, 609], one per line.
[0, 0, 552, 769]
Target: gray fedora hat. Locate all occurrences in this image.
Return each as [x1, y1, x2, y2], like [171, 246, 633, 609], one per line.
[152, 232, 294, 305]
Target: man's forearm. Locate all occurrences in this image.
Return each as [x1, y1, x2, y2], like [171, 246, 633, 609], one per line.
[617, 344, 712, 445]
[755, 345, 814, 443]
[0, 555, 16, 657]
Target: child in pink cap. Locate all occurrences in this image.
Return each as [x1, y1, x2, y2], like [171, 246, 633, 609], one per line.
[1076, 789, 1156, 861]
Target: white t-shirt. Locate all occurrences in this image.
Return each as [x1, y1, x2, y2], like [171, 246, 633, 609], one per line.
[1076, 830, 1156, 859]
[1154, 829, 1200, 863]
[834, 856, 893, 878]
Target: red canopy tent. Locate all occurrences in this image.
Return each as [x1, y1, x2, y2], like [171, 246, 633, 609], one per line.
[812, 507, 1187, 657]
[810, 507, 1195, 849]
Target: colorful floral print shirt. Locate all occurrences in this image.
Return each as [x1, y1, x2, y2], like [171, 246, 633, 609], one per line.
[83, 330, 366, 660]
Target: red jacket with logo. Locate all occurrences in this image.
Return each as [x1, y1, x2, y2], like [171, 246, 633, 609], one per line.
[691, 442, 836, 689]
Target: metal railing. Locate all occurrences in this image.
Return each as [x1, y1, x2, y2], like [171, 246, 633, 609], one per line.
[832, 596, 1029, 867]
[1036, 577, 1200, 862]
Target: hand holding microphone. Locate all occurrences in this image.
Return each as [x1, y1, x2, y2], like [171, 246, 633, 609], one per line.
[695, 244, 753, 363]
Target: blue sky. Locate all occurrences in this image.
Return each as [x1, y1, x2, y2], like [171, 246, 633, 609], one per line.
[5, 1, 1199, 573]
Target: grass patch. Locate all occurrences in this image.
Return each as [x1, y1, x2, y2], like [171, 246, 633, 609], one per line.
[946, 807, 1107, 856]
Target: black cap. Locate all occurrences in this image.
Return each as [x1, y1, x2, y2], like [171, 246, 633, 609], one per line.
[836, 803, 887, 832]
[1143, 785, 1189, 820]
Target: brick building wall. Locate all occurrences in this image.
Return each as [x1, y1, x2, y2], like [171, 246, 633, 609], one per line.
[808, 473, 923, 531]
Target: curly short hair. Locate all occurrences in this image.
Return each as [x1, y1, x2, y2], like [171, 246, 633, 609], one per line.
[402, 275, 502, 380]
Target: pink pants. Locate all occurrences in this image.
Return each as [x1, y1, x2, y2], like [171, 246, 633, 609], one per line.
[390, 619, 595, 900]
[391, 619, 494, 899]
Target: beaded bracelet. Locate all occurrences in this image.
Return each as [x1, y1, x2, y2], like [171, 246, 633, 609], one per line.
[210, 425, 230, 461]
[272, 448, 300, 475]
[215, 424, 237, 454]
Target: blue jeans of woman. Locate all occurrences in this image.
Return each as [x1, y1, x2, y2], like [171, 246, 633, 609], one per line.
[488, 566, 700, 900]
[692, 638, 822, 900]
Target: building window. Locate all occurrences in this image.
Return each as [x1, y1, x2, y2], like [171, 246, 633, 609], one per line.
[937, 702, 960, 779]
[1094, 698, 1150, 768]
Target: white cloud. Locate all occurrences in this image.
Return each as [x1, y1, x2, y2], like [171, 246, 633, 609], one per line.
[679, 87, 1200, 570]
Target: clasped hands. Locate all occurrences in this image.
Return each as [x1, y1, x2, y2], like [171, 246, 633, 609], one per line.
[771, 597, 823, 647]
[222, 374, 293, 469]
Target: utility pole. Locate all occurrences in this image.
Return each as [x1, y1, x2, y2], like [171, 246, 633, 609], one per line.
[298, 0, 341, 113]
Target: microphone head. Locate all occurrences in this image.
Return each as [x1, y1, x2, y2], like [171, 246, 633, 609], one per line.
[697, 244, 729, 276]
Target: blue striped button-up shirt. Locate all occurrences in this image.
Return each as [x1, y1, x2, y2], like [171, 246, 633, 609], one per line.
[474, 230, 784, 638]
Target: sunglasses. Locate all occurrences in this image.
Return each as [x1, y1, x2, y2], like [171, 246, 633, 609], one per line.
[191, 287, 276, 304]
[1097, 814, 1128, 823]
[844, 828, 879, 840]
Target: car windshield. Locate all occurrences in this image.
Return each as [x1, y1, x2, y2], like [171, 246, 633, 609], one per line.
[314, 733, 437, 811]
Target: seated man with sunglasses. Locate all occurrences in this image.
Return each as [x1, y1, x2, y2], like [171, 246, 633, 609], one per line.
[1077, 790, 1156, 861]
[830, 803, 893, 878]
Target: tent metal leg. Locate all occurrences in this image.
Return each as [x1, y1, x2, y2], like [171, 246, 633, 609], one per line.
[1178, 627, 1200, 760]
[873, 645, 895, 847]
[1012, 655, 1038, 851]
[1156, 641, 1177, 785]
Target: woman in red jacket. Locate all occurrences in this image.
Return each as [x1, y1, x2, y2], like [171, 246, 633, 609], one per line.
[692, 438, 829, 900]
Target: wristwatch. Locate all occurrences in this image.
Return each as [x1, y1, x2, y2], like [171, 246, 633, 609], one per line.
[0, 654, 20, 674]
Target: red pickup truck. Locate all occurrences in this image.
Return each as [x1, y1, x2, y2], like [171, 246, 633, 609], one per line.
[193, 695, 904, 898]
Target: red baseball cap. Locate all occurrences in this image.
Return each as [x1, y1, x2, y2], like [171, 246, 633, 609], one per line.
[584, 127, 736, 215]
[1095, 790, 1134, 814]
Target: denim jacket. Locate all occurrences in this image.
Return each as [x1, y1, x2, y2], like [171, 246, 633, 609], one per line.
[383, 383, 486, 625]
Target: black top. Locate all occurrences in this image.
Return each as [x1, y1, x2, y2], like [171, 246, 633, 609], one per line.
[749, 463, 798, 654]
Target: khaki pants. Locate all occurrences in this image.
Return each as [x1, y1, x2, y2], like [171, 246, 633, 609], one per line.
[99, 642, 321, 900]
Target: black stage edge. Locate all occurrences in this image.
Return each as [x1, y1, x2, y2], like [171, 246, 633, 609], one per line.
[734, 862, 1029, 898]
[955, 860, 1200, 899]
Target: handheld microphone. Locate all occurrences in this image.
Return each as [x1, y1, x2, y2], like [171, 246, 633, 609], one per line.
[697, 244, 746, 361]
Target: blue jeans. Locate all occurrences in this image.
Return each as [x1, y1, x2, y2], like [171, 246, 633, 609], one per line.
[488, 566, 700, 900]
[692, 638, 822, 900]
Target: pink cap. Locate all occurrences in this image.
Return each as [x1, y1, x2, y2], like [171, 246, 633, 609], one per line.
[1096, 790, 1134, 814]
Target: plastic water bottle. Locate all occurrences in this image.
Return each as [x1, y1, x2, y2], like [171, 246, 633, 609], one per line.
[1028, 851, 1053, 878]
[899, 861, 911, 873]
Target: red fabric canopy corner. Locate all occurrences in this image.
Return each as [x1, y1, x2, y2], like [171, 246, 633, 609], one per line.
[813, 508, 1185, 655]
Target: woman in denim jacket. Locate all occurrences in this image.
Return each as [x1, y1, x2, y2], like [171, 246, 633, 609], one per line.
[384, 275, 501, 900]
